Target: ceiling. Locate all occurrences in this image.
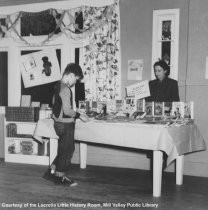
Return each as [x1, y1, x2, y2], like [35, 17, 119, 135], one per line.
[0, 0, 66, 6]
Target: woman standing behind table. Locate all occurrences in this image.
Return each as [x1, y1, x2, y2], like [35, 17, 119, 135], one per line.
[145, 60, 180, 170]
[146, 60, 180, 102]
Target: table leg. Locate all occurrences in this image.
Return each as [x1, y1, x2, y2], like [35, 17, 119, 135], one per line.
[153, 150, 163, 197]
[176, 155, 184, 185]
[80, 143, 87, 169]
[49, 138, 58, 165]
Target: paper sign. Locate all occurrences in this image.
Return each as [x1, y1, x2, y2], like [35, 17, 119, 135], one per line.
[126, 80, 150, 99]
[128, 59, 143, 80]
[20, 48, 61, 88]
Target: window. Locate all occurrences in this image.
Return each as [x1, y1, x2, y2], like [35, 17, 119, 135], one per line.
[0, 49, 8, 106]
[152, 9, 180, 80]
[0, 18, 7, 38]
[70, 41, 85, 107]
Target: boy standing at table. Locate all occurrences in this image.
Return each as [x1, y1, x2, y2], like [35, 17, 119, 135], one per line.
[43, 63, 88, 186]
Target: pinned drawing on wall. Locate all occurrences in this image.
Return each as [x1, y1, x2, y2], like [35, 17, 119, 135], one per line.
[20, 48, 61, 88]
[127, 59, 143, 80]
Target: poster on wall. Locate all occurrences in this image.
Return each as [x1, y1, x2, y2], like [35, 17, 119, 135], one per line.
[127, 59, 143, 80]
[20, 48, 61, 88]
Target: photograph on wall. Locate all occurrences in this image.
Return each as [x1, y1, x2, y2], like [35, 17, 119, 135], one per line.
[20, 48, 61, 88]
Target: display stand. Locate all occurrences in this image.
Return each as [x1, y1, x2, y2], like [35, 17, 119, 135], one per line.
[4, 119, 57, 166]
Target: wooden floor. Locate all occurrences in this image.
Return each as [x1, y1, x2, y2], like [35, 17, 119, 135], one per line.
[0, 160, 208, 210]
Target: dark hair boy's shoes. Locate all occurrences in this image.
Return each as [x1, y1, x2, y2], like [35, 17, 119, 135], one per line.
[54, 176, 77, 187]
[42, 168, 55, 181]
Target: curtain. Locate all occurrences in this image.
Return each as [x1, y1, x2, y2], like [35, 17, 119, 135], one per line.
[83, 0, 120, 101]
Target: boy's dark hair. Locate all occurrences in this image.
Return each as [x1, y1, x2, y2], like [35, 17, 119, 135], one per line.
[63, 63, 84, 80]
[42, 56, 49, 62]
[153, 60, 170, 76]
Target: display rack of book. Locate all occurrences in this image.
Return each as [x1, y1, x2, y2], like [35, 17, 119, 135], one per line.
[4, 119, 50, 165]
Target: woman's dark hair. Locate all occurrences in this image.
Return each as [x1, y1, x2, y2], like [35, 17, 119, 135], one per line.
[63, 63, 84, 80]
[153, 60, 170, 76]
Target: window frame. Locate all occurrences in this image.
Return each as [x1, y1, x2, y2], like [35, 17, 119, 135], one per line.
[0, 47, 8, 106]
[152, 9, 180, 80]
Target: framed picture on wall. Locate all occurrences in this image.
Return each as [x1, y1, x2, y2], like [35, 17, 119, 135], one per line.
[20, 48, 61, 88]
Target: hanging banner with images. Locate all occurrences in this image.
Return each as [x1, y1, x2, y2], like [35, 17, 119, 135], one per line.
[20, 48, 61, 88]
[126, 80, 150, 99]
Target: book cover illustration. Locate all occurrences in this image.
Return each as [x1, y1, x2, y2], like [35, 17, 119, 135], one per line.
[116, 100, 124, 112]
[154, 102, 164, 117]
[107, 100, 116, 113]
[7, 123, 17, 137]
[79, 101, 87, 113]
[91, 101, 98, 112]
[8, 139, 21, 154]
[164, 102, 172, 117]
[183, 101, 194, 119]
[171, 102, 184, 119]
[136, 99, 144, 112]
[124, 97, 136, 115]
[145, 101, 154, 116]
[97, 101, 107, 114]
[20, 140, 38, 155]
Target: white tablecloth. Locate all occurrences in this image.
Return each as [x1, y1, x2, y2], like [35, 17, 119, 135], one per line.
[33, 119, 206, 165]
[75, 120, 206, 164]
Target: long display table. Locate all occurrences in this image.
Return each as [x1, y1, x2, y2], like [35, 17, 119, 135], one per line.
[74, 120, 206, 197]
[33, 119, 206, 197]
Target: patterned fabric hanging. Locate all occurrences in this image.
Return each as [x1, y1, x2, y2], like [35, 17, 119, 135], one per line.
[83, 0, 120, 101]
